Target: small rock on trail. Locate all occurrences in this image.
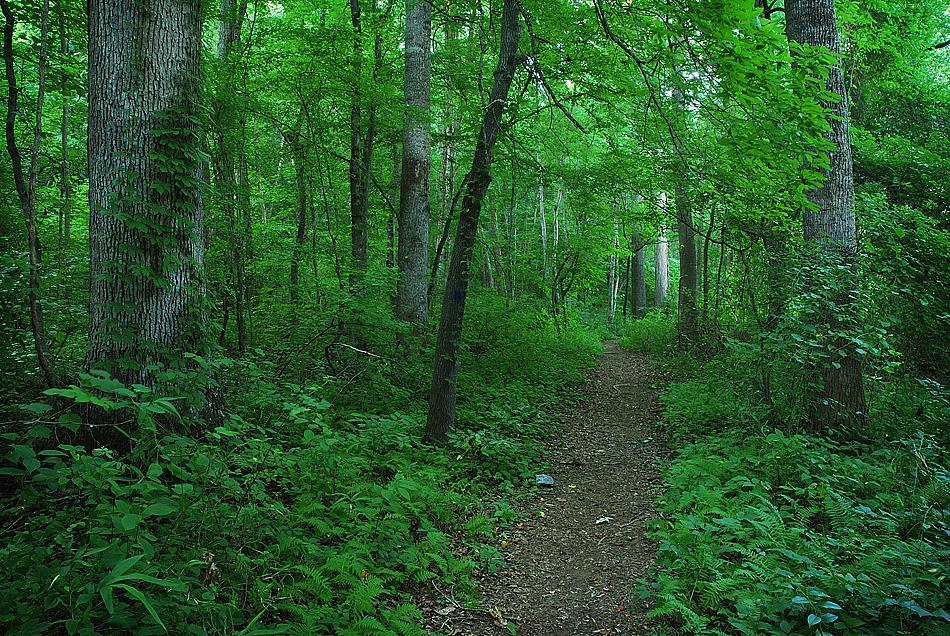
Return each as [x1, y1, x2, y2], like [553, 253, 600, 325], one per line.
[429, 342, 667, 636]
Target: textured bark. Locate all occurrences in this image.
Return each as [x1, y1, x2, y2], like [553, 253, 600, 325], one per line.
[86, 0, 206, 388]
[3, 0, 55, 386]
[785, 0, 856, 249]
[425, 0, 523, 444]
[785, 0, 866, 432]
[396, 0, 431, 327]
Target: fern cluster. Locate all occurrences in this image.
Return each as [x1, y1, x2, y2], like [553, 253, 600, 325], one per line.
[0, 311, 601, 634]
[648, 355, 949, 635]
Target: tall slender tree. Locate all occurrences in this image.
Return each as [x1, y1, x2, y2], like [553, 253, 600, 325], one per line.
[654, 195, 669, 307]
[631, 228, 647, 317]
[213, 0, 251, 352]
[396, 0, 431, 328]
[425, 0, 524, 443]
[2, 0, 55, 386]
[349, 0, 368, 282]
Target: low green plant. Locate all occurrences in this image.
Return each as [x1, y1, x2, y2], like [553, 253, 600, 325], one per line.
[648, 342, 949, 635]
[0, 307, 597, 635]
[619, 311, 677, 355]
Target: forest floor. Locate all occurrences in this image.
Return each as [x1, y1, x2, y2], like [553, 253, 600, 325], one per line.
[425, 342, 668, 635]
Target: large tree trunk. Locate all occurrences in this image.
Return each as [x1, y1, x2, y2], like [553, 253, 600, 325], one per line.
[396, 0, 431, 328]
[425, 0, 523, 444]
[785, 0, 866, 433]
[86, 0, 206, 390]
[3, 0, 55, 387]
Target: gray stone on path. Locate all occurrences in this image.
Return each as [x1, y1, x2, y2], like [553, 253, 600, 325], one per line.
[535, 473, 555, 487]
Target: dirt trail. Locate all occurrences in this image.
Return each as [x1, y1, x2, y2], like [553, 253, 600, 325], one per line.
[432, 342, 667, 635]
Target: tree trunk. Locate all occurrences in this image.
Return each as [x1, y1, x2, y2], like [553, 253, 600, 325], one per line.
[621, 254, 630, 318]
[289, 126, 308, 305]
[607, 220, 619, 323]
[632, 228, 647, 317]
[676, 183, 699, 340]
[425, 0, 523, 443]
[396, 0, 431, 328]
[86, 0, 206, 391]
[213, 0, 250, 353]
[702, 206, 715, 316]
[3, 0, 55, 387]
[348, 0, 368, 282]
[654, 196, 669, 307]
[387, 143, 399, 269]
[434, 7, 458, 291]
[785, 0, 866, 433]
[57, 2, 71, 251]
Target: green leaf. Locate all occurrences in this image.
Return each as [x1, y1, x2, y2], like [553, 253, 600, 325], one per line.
[120, 513, 144, 532]
[807, 613, 822, 627]
[23, 402, 52, 416]
[113, 583, 167, 632]
[143, 502, 176, 518]
[13, 445, 40, 473]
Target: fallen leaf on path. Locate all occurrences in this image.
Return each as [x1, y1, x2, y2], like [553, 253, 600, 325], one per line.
[489, 606, 507, 627]
[595, 516, 613, 524]
[435, 606, 456, 616]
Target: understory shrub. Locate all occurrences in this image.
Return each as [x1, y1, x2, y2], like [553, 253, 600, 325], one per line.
[0, 310, 598, 635]
[619, 311, 676, 355]
[649, 351, 949, 635]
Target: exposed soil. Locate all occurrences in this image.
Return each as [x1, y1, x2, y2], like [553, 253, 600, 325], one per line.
[425, 342, 667, 635]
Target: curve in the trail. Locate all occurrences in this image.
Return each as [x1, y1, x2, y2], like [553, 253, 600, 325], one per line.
[438, 342, 667, 636]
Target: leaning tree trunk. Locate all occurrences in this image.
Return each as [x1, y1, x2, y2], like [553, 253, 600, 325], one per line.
[425, 0, 523, 444]
[396, 0, 431, 328]
[86, 0, 206, 391]
[785, 0, 866, 434]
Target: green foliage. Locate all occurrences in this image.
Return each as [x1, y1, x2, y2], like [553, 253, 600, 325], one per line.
[0, 309, 597, 634]
[619, 311, 677, 356]
[647, 336, 949, 635]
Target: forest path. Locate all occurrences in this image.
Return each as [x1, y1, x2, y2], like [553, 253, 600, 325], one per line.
[430, 342, 667, 635]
